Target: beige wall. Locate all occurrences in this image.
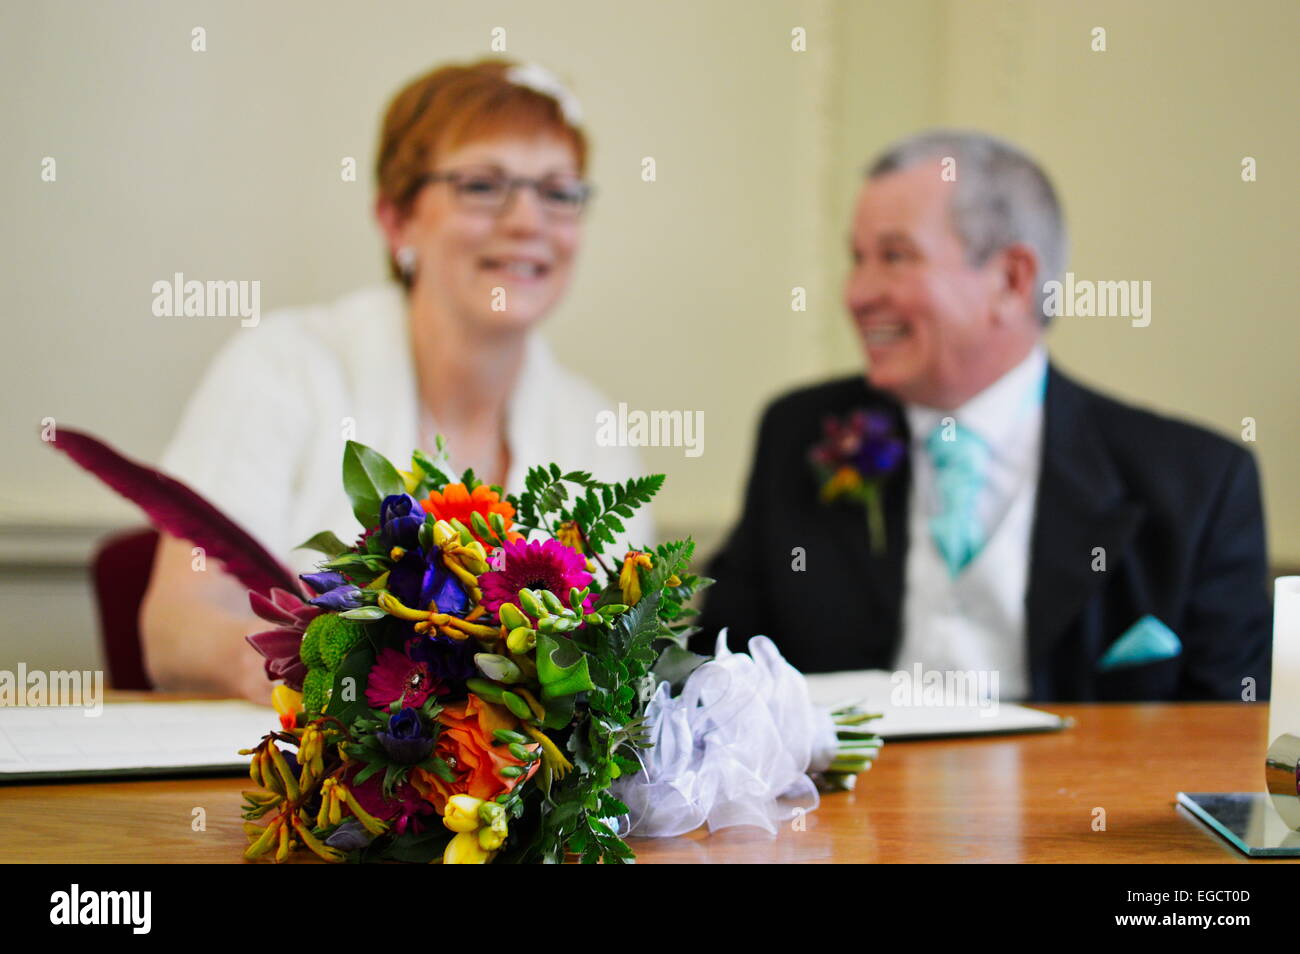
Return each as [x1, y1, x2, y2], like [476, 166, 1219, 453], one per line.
[2, 0, 1296, 671]
[942, 0, 1299, 569]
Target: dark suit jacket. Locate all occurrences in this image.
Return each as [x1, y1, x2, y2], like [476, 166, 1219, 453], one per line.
[695, 364, 1272, 702]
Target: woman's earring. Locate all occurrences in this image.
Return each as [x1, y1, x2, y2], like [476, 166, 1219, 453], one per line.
[396, 245, 417, 281]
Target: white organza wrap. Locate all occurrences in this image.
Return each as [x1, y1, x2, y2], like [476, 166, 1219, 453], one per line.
[613, 631, 841, 837]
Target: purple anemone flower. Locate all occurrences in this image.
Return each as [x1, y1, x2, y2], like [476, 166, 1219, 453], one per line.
[379, 494, 427, 551]
[377, 707, 436, 765]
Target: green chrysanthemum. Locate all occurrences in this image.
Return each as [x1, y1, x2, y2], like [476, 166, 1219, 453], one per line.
[300, 629, 324, 670]
[302, 614, 365, 671]
[301, 668, 333, 716]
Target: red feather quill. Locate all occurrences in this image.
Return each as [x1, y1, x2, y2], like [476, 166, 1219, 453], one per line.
[51, 427, 302, 597]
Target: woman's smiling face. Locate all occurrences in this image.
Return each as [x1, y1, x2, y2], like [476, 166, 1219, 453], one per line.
[396, 135, 585, 334]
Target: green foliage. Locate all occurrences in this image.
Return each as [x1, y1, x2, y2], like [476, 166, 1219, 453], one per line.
[373, 827, 454, 864]
[410, 448, 452, 495]
[295, 530, 351, 559]
[535, 632, 596, 700]
[512, 464, 593, 533]
[650, 643, 709, 691]
[570, 475, 664, 554]
[511, 465, 663, 554]
[342, 441, 405, 528]
[320, 551, 390, 586]
[323, 639, 377, 726]
[645, 539, 713, 648]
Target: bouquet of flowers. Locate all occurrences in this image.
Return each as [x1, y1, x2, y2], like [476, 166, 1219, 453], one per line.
[241, 439, 702, 864]
[50, 429, 881, 864]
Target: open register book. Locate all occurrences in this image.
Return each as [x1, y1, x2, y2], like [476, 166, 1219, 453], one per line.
[804, 669, 1071, 740]
[0, 701, 270, 781]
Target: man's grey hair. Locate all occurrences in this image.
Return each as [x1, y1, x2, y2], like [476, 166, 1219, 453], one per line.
[867, 130, 1068, 326]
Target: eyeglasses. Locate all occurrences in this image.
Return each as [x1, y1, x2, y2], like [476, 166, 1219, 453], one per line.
[410, 167, 593, 220]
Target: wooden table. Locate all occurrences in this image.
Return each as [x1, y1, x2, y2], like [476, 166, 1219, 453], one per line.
[0, 697, 1284, 863]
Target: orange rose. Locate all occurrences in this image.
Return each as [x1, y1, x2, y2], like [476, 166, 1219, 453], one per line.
[410, 694, 540, 814]
[420, 483, 523, 547]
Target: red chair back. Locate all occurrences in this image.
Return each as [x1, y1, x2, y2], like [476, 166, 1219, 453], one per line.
[91, 528, 158, 690]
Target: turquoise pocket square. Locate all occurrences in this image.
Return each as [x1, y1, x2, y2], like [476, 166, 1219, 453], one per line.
[1097, 615, 1182, 671]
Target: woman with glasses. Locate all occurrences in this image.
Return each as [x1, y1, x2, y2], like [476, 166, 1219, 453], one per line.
[140, 59, 654, 704]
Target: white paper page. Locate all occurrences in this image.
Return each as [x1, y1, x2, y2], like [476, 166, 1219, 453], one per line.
[804, 669, 1069, 739]
[0, 701, 275, 781]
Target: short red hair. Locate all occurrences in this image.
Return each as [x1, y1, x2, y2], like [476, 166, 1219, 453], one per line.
[375, 59, 588, 287]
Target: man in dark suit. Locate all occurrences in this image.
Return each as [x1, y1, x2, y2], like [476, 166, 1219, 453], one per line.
[696, 130, 1271, 702]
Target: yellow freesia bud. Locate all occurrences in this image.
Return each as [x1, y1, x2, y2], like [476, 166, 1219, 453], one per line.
[444, 829, 492, 864]
[618, 551, 653, 606]
[477, 826, 506, 851]
[378, 591, 430, 622]
[433, 520, 458, 548]
[399, 469, 421, 494]
[557, 521, 584, 554]
[506, 626, 536, 654]
[443, 794, 486, 833]
[446, 540, 489, 576]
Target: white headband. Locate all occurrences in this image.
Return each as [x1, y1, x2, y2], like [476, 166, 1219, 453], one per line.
[505, 62, 583, 127]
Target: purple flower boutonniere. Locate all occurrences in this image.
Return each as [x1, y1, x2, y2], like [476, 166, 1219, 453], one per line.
[809, 408, 905, 554]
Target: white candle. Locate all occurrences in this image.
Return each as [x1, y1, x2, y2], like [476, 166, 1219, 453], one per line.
[1267, 577, 1300, 828]
[1269, 578, 1300, 742]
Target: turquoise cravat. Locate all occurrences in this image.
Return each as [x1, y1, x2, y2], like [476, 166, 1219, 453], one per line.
[926, 421, 990, 577]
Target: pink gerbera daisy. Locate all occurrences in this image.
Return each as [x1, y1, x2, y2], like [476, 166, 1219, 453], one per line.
[479, 538, 594, 617]
[365, 648, 443, 709]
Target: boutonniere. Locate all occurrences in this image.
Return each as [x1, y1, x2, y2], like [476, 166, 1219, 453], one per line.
[809, 408, 905, 554]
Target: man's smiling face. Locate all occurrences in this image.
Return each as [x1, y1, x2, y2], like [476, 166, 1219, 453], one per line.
[843, 160, 1007, 409]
